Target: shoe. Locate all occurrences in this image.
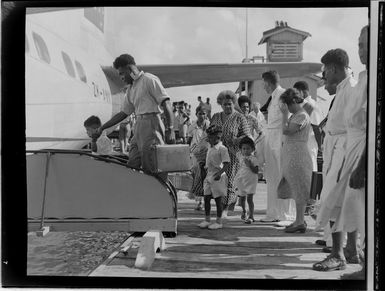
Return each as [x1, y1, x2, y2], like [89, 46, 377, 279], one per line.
[282, 221, 307, 228]
[245, 218, 254, 224]
[260, 218, 280, 223]
[315, 239, 327, 246]
[198, 221, 211, 228]
[313, 255, 347, 271]
[241, 211, 246, 220]
[322, 246, 332, 253]
[284, 223, 306, 233]
[208, 222, 223, 230]
[344, 248, 364, 264]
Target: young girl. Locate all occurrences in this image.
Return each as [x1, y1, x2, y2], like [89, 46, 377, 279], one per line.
[198, 125, 230, 230]
[187, 107, 210, 210]
[234, 136, 259, 224]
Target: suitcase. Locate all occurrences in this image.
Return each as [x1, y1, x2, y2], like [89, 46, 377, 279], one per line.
[310, 171, 323, 200]
[168, 172, 193, 191]
[153, 144, 192, 172]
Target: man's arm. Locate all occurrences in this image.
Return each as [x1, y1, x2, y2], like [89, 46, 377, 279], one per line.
[214, 162, 230, 180]
[161, 99, 176, 144]
[99, 111, 128, 132]
[312, 124, 322, 150]
[90, 138, 98, 152]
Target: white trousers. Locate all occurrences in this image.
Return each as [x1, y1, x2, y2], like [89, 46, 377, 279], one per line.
[264, 129, 296, 221]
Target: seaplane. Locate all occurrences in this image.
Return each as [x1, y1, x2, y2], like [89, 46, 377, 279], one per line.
[25, 7, 322, 236]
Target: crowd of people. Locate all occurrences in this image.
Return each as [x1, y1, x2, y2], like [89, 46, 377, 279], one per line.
[84, 24, 368, 276]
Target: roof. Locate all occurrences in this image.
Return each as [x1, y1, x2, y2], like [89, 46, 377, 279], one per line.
[258, 25, 311, 45]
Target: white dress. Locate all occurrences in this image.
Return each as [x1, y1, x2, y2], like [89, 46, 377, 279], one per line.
[234, 155, 259, 196]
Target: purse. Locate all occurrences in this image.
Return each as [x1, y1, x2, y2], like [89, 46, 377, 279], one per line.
[310, 171, 323, 200]
[277, 177, 292, 199]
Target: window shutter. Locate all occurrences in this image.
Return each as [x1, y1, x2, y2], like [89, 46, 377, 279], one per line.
[271, 43, 299, 59]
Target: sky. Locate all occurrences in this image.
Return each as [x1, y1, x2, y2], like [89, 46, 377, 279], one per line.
[104, 7, 368, 116]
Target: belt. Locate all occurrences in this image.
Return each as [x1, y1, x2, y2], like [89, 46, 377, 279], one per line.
[327, 130, 346, 136]
[137, 112, 160, 118]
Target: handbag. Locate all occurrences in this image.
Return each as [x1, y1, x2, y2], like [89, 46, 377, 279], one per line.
[277, 177, 292, 199]
[310, 171, 323, 200]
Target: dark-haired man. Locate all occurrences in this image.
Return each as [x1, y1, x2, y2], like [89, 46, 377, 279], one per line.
[260, 70, 295, 225]
[312, 48, 357, 271]
[96, 54, 175, 175]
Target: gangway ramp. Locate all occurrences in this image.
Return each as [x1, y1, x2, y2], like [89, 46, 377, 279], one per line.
[26, 150, 178, 235]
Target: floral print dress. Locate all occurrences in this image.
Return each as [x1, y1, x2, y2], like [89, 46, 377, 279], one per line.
[211, 111, 251, 206]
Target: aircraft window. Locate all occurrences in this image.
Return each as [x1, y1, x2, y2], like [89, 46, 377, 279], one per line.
[61, 52, 76, 78]
[25, 35, 29, 53]
[74, 61, 87, 83]
[32, 32, 51, 63]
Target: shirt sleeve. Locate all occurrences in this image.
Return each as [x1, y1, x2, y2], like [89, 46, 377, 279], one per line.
[238, 114, 252, 138]
[122, 91, 135, 116]
[291, 112, 309, 130]
[147, 75, 170, 105]
[250, 114, 262, 134]
[96, 135, 113, 155]
[251, 156, 259, 167]
[187, 123, 194, 137]
[220, 146, 231, 163]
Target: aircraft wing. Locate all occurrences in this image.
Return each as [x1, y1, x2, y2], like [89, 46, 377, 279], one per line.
[102, 62, 322, 90]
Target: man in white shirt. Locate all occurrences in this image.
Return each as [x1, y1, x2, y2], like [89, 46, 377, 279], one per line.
[96, 54, 175, 177]
[313, 48, 357, 267]
[260, 71, 295, 224]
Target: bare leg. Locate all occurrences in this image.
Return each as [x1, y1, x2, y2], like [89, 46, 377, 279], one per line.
[204, 195, 211, 221]
[346, 231, 358, 255]
[239, 196, 246, 217]
[214, 196, 223, 224]
[331, 230, 345, 260]
[247, 194, 254, 220]
[294, 201, 306, 226]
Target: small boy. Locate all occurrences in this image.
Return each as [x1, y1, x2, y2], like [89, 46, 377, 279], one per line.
[198, 125, 230, 230]
[234, 136, 259, 224]
[84, 115, 113, 155]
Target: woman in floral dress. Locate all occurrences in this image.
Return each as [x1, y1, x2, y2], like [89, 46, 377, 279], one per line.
[210, 90, 251, 216]
[277, 88, 313, 233]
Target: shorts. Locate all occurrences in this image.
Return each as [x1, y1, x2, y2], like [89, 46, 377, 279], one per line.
[203, 174, 227, 198]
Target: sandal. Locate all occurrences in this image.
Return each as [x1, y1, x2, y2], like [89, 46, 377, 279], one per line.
[244, 217, 255, 224]
[241, 211, 246, 220]
[344, 248, 364, 264]
[313, 255, 347, 271]
[315, 239, 327, 246]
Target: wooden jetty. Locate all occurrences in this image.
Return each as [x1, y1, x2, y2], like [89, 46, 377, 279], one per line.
[27, 182, 365, 287]
[89, 183, 362, 279]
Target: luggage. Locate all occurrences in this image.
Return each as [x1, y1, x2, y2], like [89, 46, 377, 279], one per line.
[168, 172, 193, 191]
[153, 144, 192, 172]
[310, 171, 323, 200]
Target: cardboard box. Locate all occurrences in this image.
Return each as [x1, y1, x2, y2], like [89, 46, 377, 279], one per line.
[154, 144, 192, 172]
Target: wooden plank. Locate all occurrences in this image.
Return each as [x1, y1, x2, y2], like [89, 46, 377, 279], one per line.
[28, 218, 177, 234]
[134, 230, 166, 269]
[36, 226, 50, 237]
[88, 234, 136, 276]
